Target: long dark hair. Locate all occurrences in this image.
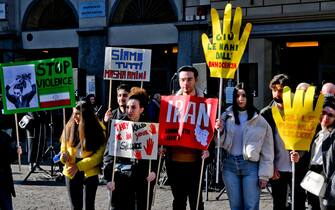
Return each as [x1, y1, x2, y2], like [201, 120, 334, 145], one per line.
[232, 83, 259, 125]
[62, 101, 105, 152]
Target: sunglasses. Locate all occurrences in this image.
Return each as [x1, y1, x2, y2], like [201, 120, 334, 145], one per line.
[321, 111, 335, 118]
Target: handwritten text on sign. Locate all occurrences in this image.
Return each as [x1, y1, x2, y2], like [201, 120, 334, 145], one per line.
[201, 4, 252, 78]
[272, 86, 324, 151]
[104, 47, 152, 81]
[108, 120, 159, 160]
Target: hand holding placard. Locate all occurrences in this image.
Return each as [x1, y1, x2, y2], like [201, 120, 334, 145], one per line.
[272, 86, 324, 151]
[201, 4, 252, 79]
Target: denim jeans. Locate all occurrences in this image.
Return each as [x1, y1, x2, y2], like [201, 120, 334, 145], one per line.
[222, 154, 260, 210]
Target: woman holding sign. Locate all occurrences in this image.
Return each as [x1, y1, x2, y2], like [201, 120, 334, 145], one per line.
[307, 98, 335, 210]
[104, 87, 157, 210]
[215, 83, 274, 210]
[60, 101, 106, 210]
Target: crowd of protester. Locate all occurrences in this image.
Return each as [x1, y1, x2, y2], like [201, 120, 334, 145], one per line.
[2, 66, 335, 210]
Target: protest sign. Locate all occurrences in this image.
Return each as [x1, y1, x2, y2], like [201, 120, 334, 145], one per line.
[201, 4, 252, 78]
[158, 95, 218, 150]
[272, 86, 324, 151]
[104, 47, 151, 81]
[108, 120, 159, 160]
[0, 57, 75, 114]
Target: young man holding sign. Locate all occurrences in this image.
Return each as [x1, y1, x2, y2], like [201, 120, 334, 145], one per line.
[165, 66, 210, 210]
[261, 74, 304, 210]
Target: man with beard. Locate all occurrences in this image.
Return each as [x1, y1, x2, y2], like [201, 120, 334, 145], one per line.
[261, 74, 303, 210]
[104, 84, 130, 122]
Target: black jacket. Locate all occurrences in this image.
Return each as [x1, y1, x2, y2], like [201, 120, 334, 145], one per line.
[103, 115, 158, 182]
[311, 129, 335, 204]
[0, 131, 18, 197]
[260, 100, 277, 139]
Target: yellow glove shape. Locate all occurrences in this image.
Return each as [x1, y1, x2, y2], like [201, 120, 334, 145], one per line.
[201, 4, 252, 78]
[272, 86, 324, 151]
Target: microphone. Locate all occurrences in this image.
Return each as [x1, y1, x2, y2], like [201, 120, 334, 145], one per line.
[170, 72, 178, 94]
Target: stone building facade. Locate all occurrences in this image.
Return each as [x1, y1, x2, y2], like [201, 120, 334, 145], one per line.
[0, 0, 335, 108]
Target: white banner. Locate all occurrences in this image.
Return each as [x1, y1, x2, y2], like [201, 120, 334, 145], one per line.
[104, 47, 152, 81]
[108, 120, 159, 160]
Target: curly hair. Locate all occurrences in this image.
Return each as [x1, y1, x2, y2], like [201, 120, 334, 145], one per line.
[128, 87, 149, 109]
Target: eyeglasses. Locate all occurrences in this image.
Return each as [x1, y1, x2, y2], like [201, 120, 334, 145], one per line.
[118, 94, 128, 97]
[321, 111, 335, 118]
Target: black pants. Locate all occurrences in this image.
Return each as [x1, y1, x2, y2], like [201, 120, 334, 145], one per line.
[27, 124, 46, 164]
[65, 172, 98, 210]
[166, 161, 204, 210]
[270, 171, 306, 210]
[112, 171, 155, 210]
[0, 187, 13, 210]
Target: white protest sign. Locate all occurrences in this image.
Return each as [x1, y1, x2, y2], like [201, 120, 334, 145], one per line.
[104, 47, 152, 81]
[108, 120, 159, 160]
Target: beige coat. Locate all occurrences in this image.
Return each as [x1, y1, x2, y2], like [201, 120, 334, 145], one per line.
[220, 107, 274, 180]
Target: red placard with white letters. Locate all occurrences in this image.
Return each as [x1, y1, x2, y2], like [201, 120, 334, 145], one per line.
[158, 95, 218, 150]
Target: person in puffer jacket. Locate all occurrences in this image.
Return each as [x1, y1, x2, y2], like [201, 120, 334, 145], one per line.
[215, 83, 274, 210]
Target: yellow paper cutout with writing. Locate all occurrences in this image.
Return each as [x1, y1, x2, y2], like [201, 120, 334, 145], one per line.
[272, 86, 324, 151]
[201, 4, 252, 78]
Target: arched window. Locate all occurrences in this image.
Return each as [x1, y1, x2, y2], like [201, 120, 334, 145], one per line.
[22, 0, 78, 31]
[110, 0, 177, 25]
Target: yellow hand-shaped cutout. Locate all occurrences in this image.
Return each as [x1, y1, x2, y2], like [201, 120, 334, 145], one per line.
[202, 4, 252, 78]
[272, 86, 324, 151]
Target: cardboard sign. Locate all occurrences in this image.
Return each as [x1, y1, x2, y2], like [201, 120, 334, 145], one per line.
[272, 86, 324, 151]
[0, 57, 76, 114]
[104, 47, 152, 81]
[158, 95, 218, 150]
[201, 4, 252, 78]
[108, 120, 159, 160]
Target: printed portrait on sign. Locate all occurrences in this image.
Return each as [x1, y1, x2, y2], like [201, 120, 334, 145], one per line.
[3, 64, 38, 110]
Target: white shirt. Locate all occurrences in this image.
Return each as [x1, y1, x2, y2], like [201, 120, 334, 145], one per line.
[311, 129, 329, 165]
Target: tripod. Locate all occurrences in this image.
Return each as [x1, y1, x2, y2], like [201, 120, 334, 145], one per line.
[23, 111, 57, 182]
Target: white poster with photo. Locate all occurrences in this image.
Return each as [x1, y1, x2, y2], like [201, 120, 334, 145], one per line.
[3, 64, 38, 110]
[104, 47, 152, 81]
[108, 120, 159, 160]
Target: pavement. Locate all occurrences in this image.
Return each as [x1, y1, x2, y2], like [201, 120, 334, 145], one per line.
[11, 164, 273, 210]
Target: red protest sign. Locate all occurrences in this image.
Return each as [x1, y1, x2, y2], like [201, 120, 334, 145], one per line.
[158, 95, 218, 150]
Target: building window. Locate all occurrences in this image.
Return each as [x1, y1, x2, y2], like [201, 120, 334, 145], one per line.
[22, 0, 78, 31]
[110, 0, 177, 25]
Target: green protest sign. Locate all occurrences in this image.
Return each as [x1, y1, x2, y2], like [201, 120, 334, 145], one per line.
[0, 57, 76, 114]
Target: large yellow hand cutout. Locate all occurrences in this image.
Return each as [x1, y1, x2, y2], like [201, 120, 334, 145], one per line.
[272, 86, 324, 151]
[202, 4, 252, 78]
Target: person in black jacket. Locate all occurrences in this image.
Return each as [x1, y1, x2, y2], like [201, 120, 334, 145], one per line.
[308, 98, 335, 210]
[24, 111, 47, 170]
[0, 129, 21, 210]
[104, 87, 157, 210]
[260, 74, 304, 210]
